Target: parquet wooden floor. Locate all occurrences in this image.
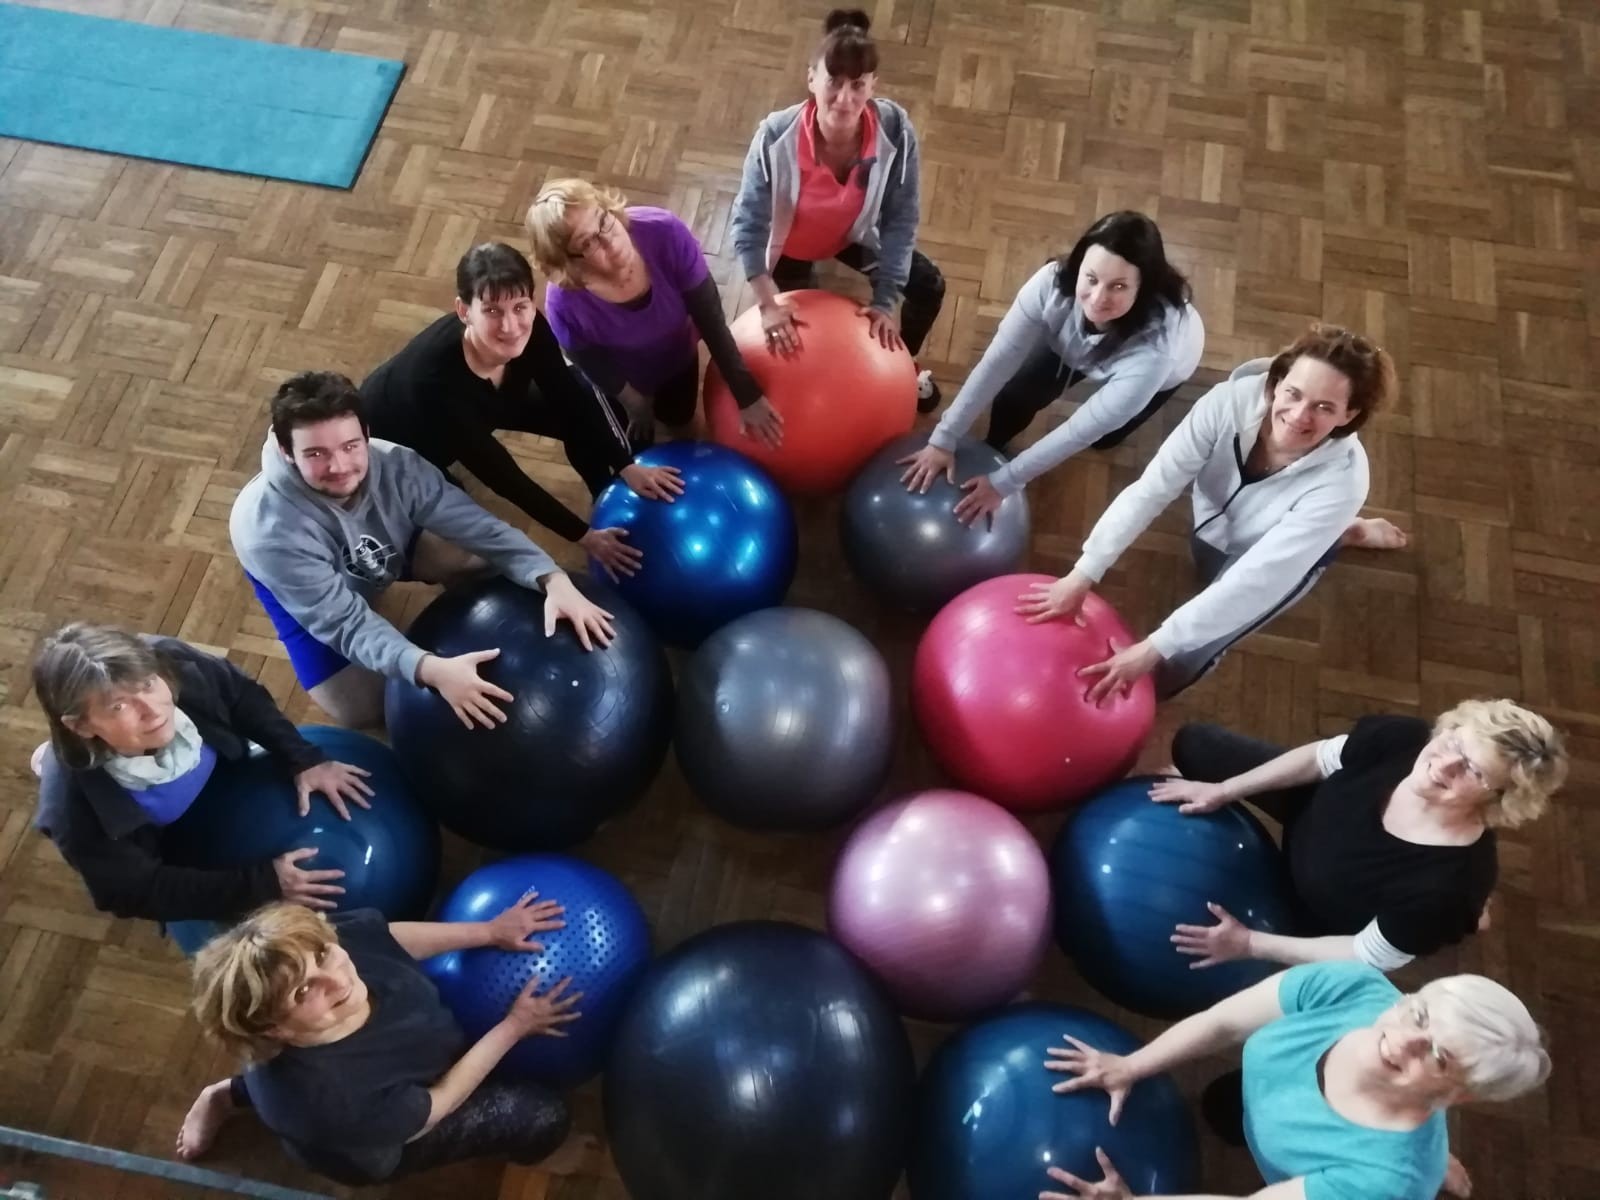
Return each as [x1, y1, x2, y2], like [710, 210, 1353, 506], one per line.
[1, 0, 1596, 1197]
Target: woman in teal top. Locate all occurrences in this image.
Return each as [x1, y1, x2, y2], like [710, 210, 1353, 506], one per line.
[1040, 961, 1548, 1200]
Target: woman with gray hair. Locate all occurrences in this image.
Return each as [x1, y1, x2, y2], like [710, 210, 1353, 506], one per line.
[30, 623, 372, 951]
[1039, 961, 1550, 1199]
[1148, 699, 1567, 973]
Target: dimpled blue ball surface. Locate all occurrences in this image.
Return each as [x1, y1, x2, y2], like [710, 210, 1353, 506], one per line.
[909, 1003, 1198, 1199]
[588, 441, 798, 647]
[162, 724, 440, 920]
[423, 855, 650, 1088]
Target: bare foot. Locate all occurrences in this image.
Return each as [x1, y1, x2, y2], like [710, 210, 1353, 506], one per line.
[175, 1080, 235, 1162]
[1343, 516, 1409, 550]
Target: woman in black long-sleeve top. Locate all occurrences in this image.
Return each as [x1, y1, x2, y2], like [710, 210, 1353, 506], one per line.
[31, 623, 372, 951]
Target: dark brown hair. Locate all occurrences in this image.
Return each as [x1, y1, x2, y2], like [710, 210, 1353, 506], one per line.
[816, 8, 877, 79]
[1264, 324, 1397, 437]
[269, 371, 367, 453]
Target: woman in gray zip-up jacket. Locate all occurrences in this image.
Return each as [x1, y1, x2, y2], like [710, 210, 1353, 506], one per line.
[1017, 324, 1405, 699]
[729, 9, 945, 411]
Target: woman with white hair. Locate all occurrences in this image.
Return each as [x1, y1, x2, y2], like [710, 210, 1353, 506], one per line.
[1150, 699, 1566, 974]
[1040, 961, 1550, 1200]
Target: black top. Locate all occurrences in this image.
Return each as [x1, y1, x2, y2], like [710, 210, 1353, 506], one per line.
[1289, 715, 1497, 957]
[33, 638, 326, 922]
[244, 910, 465, 1180]
[362, 312, 626, 543]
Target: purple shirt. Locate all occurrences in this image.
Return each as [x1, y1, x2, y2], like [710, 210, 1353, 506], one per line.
[544, 207, 711, 394]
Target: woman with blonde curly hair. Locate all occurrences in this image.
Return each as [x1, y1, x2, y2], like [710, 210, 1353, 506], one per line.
[1147, 697, 1566, 973]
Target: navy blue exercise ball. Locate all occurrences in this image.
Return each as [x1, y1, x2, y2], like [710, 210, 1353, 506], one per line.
[909, 1003, 1198, 1199]
[1051, 777, 1296, 1019]
[163, 725, 439, 920]
[605, 921, 914, 1200]
[588, 441, 798, 647]
[384, 575, 673, 851]
[423, 855, 650, 1089]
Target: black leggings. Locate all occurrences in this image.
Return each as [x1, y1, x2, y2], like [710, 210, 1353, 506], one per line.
[1170, 723, 1316, 828]
[981, 347, 1182, 453]
[772, 243, 946, 357]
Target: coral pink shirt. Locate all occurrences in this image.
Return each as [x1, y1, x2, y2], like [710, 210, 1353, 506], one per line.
[781, 100, 878, 262]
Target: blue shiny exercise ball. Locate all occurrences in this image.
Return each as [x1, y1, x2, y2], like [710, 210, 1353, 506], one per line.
[841, 432, 1031, 613]
[675, 607, 893, 831]
[163, 725, 440, 920]
[384, 575, 673, 851]
[605, 921, 915, 1200]
[1051, 777, 1296, 1019]
[424, 855, 651, 1089]
[908, 1003, 1198, 1199]
[588, 441, 798, 647]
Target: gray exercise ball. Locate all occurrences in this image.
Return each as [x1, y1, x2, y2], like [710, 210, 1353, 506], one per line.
[840, 431, 1031, 613]
[675, 607, 893, 832]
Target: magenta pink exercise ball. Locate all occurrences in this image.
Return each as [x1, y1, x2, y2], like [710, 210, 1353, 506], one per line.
[827, 789, 1052, 1022]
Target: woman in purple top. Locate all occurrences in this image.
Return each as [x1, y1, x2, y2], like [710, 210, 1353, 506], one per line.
[526, 179, 784, 448]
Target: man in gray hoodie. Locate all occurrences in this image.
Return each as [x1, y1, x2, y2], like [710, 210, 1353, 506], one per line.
[230, 371, 614, 730]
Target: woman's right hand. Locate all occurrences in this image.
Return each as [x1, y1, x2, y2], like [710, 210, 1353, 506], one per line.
[417, 650, 514, 730]
[759, 300, 804, 357]
[503, 975, 583, 1039]
[273, 847, 346, 911]
[1015, 572, 1092, 625]
[897, 445, 956, 493]
[579, 526, 643, 582]
[1148, 777, 1234, 815]
[1044, 1035, 1134, 1126]
[619, 463, 685, 502]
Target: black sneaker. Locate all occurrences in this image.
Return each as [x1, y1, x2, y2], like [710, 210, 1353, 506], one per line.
[916, 369, 941, 413]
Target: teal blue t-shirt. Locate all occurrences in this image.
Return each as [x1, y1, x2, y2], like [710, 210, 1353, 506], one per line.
[1242, 962, 1448, 1200]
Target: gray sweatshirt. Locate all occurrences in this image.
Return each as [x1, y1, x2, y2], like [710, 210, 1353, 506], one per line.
[930, 262, 1205, 495]
[230, 436, 558, 683]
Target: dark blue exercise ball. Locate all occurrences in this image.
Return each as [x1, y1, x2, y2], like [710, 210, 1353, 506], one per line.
[384, 575, 673, 851]
[163, 725, 439, 920]
[908, 1003, 1198, 1199]
[841, 432, 1031, 613]
[1051, 777, 1296, 1019]
[423, 855, 650, 1088]
[588, 441, 798, 647]
[605, 921, 915, 1200]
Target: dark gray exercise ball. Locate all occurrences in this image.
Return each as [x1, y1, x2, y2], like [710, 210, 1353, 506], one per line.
[840, 431, 1031, 612]
[675, 607, 893, 831]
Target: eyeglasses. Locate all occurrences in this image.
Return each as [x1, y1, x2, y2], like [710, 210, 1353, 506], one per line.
[1441, 731, 1494, 790]
[569, 210, 617, 259]
[1406, 996, 1452, 1071]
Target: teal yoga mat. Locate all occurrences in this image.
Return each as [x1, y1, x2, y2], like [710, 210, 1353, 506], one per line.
[0, 4, 404, 188]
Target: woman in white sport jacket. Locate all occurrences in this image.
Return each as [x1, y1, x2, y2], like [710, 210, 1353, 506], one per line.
[1018, 324, 1406, 699]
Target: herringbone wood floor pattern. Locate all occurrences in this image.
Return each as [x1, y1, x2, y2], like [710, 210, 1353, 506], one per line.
[1, 0, 1596, 1197]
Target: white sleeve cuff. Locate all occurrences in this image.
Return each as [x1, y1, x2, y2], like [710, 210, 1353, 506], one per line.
[1353, 919, 1414, 972]
[1315, 734, 1349, 780]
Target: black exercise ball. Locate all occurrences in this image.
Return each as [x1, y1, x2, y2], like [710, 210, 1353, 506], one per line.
[384, 575, 673, 850]
[604, 921, 915, 1200]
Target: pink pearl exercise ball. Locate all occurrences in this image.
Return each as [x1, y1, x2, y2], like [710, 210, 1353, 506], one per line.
[827, 789, 1053, 1022]
[911, 573, 1156, 811]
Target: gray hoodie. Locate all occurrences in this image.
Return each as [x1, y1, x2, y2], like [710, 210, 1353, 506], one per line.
[229, 436, 557, 683]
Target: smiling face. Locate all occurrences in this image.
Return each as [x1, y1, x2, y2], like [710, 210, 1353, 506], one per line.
[1407, 724, 1508, 811]
[64, 675, 176, 756]
[281, 414, 369, 500]
[807, 64, 875, 138]
[456, 288, 535, 363]
[1075, 244, 1141, 328]
[268, 940, 368, 1043]
[1265, 356, 1359, 456]
[1362, 993, 1469, 1108]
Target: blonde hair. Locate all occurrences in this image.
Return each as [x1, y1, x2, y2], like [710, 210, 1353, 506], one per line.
[1420, 974, 1551, 1102]
[524, 179, 630, 286]
[1434, 699, 1567, 829]
[32, 623, 179, 770]
[191, 904, 337, 1062]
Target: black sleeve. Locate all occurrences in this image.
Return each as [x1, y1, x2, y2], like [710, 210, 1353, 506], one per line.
[1374, 898, 1484, 958]
[55, 819, 281, 922]
[683, 275, 763, 409]
[197, 649, 328, 774]
[1340, 715, 1431, 772]
[446, 420, 590, 543]
[567, 343, 631, 403]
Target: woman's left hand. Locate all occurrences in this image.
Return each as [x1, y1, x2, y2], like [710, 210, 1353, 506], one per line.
[486, 890, 568, 951]
[1077, 639, 1162, 705]
[859, 305, 904, 351]
[1172, 901, 1253, 969]
[543, 574, 616, 651]
[293, 760, 374, 820]
[953, 475, 1005, 528]
[1041, 1147, 1134, 1200]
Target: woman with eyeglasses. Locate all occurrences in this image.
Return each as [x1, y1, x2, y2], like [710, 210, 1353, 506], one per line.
[1038, 962, 1549, 1200]
[1144, 699, 1565, 975]
[526, 179, 783, 452]
[730, 8, 946, 412]
[1017, 323, 1408, 700]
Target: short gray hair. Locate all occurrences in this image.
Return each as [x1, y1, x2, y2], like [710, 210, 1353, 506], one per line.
[1422, 974, 1551, 1102]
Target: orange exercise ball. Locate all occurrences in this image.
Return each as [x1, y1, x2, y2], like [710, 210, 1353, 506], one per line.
[704, 290, 918, 495]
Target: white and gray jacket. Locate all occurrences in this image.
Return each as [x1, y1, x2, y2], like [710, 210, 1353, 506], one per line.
[1074, 359, 1369, 661]
[932, 261, 1205, 495]
[730, 98, 922, 313]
